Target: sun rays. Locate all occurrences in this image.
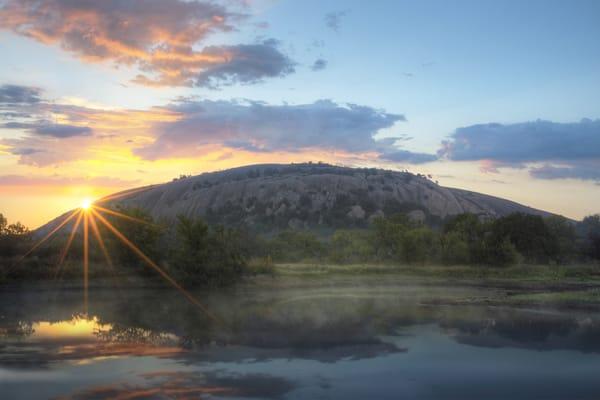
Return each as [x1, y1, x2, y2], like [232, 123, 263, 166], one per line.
[15, 200, 217, 322]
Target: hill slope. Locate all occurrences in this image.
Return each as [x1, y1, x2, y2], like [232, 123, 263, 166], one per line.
[87, 163, 553, 233]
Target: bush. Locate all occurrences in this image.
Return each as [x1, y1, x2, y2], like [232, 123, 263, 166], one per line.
[441, 231, 470, 265]
[489, 213, 558, 264]
[169, 215, 246, 287]
[581, 215, 600, 261]
[329, 230, 374, 264]
[268, 230, 325, 262]
[246, 256, 276, 275]
[484, 236, 521, 267]
[105, 207, 163, 272]
[400, 227, 439, 264]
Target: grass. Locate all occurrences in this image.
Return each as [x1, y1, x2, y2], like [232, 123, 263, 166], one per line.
[272, 262, 600, 310]
[274, 262, 600, 283]
[507, 289, 600, 307]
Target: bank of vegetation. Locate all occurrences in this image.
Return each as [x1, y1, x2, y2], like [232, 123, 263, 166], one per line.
[1, 209, 599, 287]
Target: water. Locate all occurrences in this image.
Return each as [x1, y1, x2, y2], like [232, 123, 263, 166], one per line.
[2, 276, 600, 399]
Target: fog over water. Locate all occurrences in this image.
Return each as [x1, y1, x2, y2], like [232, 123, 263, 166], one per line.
[2, 276, 600, 399]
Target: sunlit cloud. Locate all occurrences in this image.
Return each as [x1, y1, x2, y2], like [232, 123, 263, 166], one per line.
[0, 0, 295, 88]
[135, 99, 408, 160]
[1, 85, 179, 166]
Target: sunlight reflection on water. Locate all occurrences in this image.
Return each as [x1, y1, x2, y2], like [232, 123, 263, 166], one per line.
[2, 278, 600, 399]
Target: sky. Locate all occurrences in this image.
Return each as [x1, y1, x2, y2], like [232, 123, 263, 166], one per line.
[0, 0, 599, 228]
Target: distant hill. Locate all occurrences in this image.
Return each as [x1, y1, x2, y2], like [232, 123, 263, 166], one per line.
[59, 163, 553, 235]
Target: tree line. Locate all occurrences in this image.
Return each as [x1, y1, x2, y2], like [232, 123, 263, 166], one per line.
[0, 210, 247, 287]
[1, 209, 599, 286]
[253, 212, 600, 266]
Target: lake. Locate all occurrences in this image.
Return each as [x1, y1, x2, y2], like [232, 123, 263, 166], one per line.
[2, 276, 600, 399]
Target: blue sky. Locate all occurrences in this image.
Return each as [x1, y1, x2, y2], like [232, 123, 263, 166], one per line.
[0, 0, 599, 225]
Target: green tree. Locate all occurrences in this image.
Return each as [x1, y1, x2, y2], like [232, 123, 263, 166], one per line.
[107, 207, 163, 271]
[371, 214, 413, 260]
[544, 215, 577, 263]
[170, 215, 245, 287]
[268, 230, 324, 262]
[484, 236, 521, 266]
[581, 214, 600, 261]
[440, 231, 470, 265]
[443, 213, 487, 264]
[400, 227, 438, 264]
[489, 213, 558, 264]
[329, 230, 374, 263]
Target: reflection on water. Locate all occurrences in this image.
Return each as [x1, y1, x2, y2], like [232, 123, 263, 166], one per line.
[2, 277, 600, 399]
[30, 317, 111, 340]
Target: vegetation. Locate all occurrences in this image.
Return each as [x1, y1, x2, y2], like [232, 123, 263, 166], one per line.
[257, 212, 600, 268]
[0, 213, 30, 258]
[1, 208, 599, 286]
[169, 215, 245, 286]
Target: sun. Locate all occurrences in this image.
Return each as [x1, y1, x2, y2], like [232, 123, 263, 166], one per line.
[81, 198, 93, 211]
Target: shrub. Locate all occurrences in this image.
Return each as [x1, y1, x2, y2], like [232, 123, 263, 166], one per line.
[329, 230, 374, 264]
[169, 215, 246, 287]
[441, 231, 470, 265]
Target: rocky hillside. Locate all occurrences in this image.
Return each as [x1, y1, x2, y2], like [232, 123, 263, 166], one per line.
[89, 163, 553, 233]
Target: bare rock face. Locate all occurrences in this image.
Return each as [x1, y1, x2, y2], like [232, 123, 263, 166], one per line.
[37, 163, 556, 236]
[347, 205, 366, 220]
[407, 210, 426, 224]
[98, 163, 554, 233]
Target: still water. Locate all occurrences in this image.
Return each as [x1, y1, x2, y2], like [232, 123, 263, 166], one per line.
[1, 276, 600, 399]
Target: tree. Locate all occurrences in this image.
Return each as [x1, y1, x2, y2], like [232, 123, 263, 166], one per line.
[440, 231, 470, 265]
[170, 215, 245, 287]
[484, 236, 521, 267]
[329, 230, 374, 263]
[5, 222, 29, 235]
[489, 213, 558, 264]
[544, 215, 577, 263]
[0, 214, 30, 261]
[107, 207, 163, 271]
[400, 227, 438, 264]
[443, 214, 486, 264]
[0, 213, 7, 235]
[581, 214, 600, 261]
[371, 214, 413, 261]
[268, 230, 324, 262]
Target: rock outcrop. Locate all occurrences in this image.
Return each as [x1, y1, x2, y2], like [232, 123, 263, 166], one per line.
[83, 163, 554, 233]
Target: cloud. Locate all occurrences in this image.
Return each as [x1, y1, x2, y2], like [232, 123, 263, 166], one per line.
[530, 162, 600, 181]
[0, 0, 295, 88]
[0, 84, 178, 166]
[3, 121, 92, 137]
[439, 118, 600, 181]
[135, 99, 406, 160]
[134, 39, 295, 88]
[325, 11, 348, 32]
[311, 58, 327, 71]
[0, 84, 41, 104]
[440, 119, 600, 162]
[379, 149, 438, 164]
[1, 84, 427, 167]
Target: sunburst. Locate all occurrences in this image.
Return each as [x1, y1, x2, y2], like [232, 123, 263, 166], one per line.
[14, 199, 217, 322]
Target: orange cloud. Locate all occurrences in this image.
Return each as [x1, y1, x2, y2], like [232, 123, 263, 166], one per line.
[0, 0, 295, 87]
